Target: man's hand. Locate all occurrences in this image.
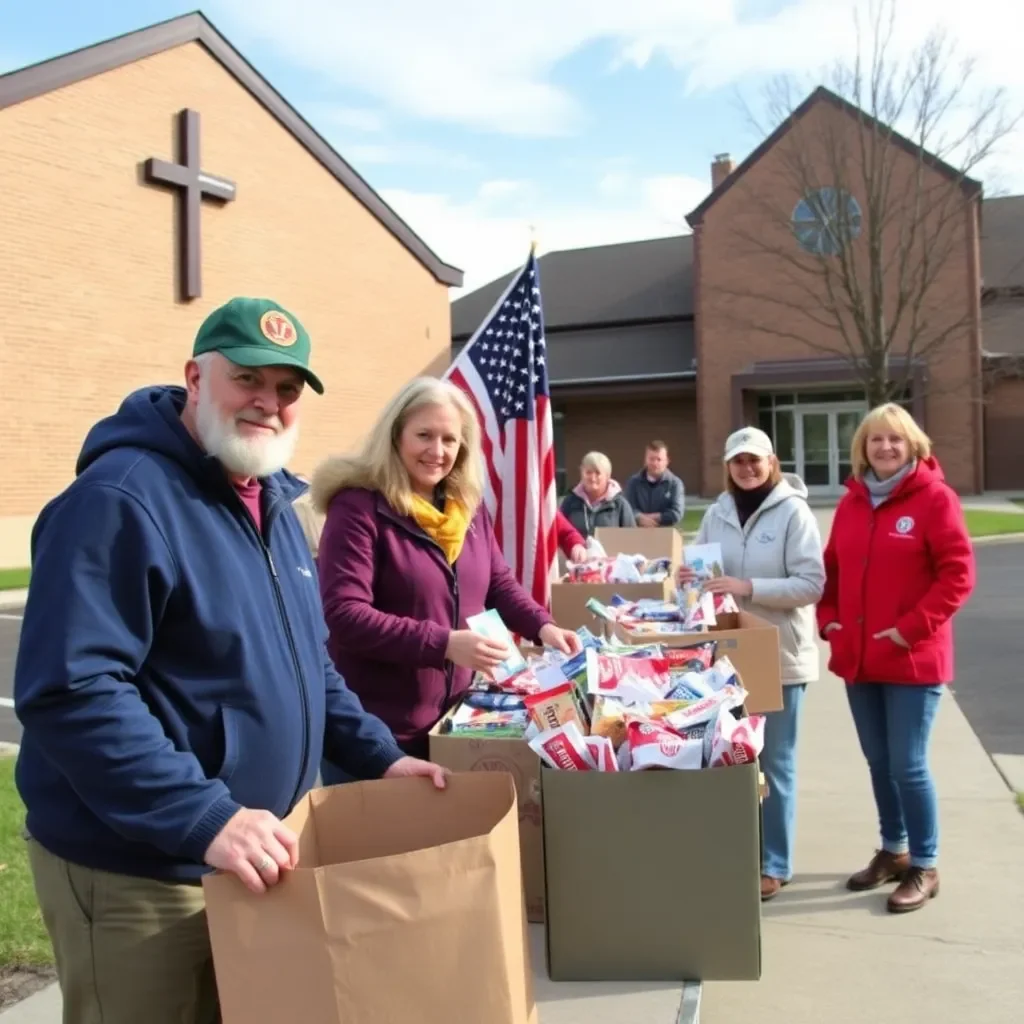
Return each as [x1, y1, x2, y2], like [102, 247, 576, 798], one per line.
[539, 623, 583, 654]
[569, 544, 588, 563]
[383, 756, 450, 789]
[702, 576, 753, 598]
[446, 630, 510, 673]
[204, 808, 299, 895]
[874, 627, 910, 649]
[636, 513, 659, 528]
[822, 622, 842, 637]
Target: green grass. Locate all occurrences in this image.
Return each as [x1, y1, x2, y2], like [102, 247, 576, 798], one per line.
[1017, 792, 1024, 812]
[0, 568, 30, 591]
[0, 757, 53, 967]
[679, 508, 705, 534]
[962, 510, 1024, 538]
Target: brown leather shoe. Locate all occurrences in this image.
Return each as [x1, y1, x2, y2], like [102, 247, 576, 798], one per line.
[760, 876, 787, 901]
[846, 849, 911, 891]
[887, 868, 939, 913]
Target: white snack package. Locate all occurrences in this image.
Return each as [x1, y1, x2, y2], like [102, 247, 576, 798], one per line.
[584, 735, 619, 772]
[627, 720, 703, 771]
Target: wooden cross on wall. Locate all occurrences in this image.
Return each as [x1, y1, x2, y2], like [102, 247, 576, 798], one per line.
[144, 109, 237, 301]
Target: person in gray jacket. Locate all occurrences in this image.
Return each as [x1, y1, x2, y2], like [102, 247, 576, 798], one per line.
[560, 451, 636, 539]
[678, 427, 825, 901]
[624, 440, 685, 527]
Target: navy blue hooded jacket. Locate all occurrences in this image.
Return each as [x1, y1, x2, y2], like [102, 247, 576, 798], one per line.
[14, 386, 404, 881]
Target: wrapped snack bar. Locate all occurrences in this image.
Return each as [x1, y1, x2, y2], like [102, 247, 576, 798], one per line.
[529, 721, 594, 771]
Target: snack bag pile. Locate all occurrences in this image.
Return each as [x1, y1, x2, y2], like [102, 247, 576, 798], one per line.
[528, 639, 764, 773]
[565, 552, 672, 584]
[438, 611, 765, 774]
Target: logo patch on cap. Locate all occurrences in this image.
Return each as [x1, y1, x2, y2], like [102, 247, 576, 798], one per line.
[260, 310, 297, 347]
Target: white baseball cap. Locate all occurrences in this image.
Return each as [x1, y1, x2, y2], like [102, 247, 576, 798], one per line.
[724, 427, 774, 461]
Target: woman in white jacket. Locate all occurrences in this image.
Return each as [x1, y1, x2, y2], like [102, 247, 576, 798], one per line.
[679, 427, 825, 901]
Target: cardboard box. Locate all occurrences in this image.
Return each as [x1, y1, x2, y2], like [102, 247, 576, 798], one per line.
[541, 762, 761, 982]
[551, 526, 681, 633]
[615, 609, 783, 714]
[430, 715, 545, 923]
[593, 526, 682, 563]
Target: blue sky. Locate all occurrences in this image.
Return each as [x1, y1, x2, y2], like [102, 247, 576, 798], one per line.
[5, 0, 1024, 292]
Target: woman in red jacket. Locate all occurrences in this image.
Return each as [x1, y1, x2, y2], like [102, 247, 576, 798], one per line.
[818, 403, 974, 914]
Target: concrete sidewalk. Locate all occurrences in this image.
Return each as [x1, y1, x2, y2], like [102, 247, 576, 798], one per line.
[702, 647, 1024, 1024]
[4, 645, 1022, 1023]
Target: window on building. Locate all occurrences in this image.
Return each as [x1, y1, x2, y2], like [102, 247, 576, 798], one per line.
[792, 188, 863, 256]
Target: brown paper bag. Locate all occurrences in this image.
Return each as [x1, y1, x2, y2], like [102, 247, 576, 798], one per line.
[203, 772, 537, 1024]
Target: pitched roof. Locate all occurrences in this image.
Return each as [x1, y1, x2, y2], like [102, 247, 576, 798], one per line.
[0, 11, 463, 288]
[686, 85, 981, 228]
[452, 195, 1024, 339]
[451, 235, 693, 339]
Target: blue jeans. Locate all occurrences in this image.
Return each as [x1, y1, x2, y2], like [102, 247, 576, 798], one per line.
[845, 683, 943, 869]
[760, 683, 807, 881]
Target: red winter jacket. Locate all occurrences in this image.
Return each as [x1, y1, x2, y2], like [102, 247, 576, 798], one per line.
[817, 457, 975, 685]
[555, 510, 586, 560]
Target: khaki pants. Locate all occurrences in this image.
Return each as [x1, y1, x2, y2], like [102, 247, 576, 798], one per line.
[27, 839, 219, 1024]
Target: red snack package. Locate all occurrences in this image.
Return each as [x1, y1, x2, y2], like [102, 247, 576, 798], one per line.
[584, 735, 619, 772]
[529, 721, 595, 770]
[586, 649, 671, 703]
[627, 720, 703, 771]
[710, 713, 766, 768]
[664, 641, 718, 675]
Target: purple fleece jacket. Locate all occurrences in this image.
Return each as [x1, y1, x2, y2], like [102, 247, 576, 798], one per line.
[318, 488, 552, 756]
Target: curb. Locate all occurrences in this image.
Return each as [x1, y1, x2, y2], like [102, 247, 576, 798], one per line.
[971, 533, 1024, 546]
[992, 753, 1024, 795]
[0, 589, 27, 611]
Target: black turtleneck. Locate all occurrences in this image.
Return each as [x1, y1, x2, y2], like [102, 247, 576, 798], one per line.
[733, 480, 776, 527]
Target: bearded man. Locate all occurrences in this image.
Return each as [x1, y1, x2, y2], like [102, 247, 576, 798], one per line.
[13, 297, 445, 1024]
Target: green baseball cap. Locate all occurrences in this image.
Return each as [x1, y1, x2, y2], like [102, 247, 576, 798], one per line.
[192, 297, 324, 394]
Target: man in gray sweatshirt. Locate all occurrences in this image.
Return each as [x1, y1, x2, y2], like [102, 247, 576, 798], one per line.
[624, 440, 685, 527]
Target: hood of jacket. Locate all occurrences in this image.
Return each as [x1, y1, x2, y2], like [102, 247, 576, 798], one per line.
[76, 385, 307, 502]
[572, 478, 624, 509]
[709, 472, 809, 526]
[844, 455, 945, 503]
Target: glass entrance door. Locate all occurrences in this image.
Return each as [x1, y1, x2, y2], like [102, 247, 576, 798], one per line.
[795, 403, 865, 494]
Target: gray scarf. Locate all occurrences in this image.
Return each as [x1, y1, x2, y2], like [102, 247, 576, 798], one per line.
[863, 459, 916, 508]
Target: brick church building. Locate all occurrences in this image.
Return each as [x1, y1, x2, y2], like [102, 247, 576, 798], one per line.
[452, 88, 1024, 498]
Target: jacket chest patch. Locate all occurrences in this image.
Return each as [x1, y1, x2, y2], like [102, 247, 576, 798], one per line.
[753, 530, 776, 544]
[889, 514, 917, 540]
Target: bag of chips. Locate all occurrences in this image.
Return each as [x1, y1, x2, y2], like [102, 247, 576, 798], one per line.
[709, 713, 766, 768]
[590, 696, 629, 749]
[585, 649, 672, 704]
[529, 721, 595, 771]
[627, 720, 703, 771]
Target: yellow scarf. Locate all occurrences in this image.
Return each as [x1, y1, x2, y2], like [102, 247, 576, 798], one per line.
[409, 494, 472, 565]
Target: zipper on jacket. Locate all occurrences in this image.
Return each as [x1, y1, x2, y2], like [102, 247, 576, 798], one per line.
[380, 506, 462, 708]
[227, 483, 312, 811]
[856, 511, 877, 680]
[447, 573, 460, 705]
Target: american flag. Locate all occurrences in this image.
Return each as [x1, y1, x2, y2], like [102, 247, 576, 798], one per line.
[445, 249, 557, 610]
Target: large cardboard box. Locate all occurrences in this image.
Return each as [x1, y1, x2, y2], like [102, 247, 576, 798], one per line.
[616, 609, 783, 714]
[551, 526, 681, 633]
[430, 716, 545, 923]
[541, 762, 761, 983]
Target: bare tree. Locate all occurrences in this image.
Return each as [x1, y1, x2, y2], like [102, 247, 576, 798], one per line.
[711, 0, 1019, 406]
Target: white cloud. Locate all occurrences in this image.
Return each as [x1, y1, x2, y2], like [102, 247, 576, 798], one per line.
[214, 0, 734, 136]
[343, 142, 481, 170]
[477, 179, 529, 201]
[306, 105, 387, 133]
[214, 0, 1024, 146]
[383, 172, 708, 293]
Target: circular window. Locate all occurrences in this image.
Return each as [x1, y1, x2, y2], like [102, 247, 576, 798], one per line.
[792, 187, 862, 255]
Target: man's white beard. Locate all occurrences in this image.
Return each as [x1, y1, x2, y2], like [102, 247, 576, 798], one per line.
[195, 388, 298, 479]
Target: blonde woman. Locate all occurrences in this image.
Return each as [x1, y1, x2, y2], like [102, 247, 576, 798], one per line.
[311, 377, 580, 776]
[559, 451, 636, 538]
[818, 403, 975, 913]
[678, 427, 824, 901]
